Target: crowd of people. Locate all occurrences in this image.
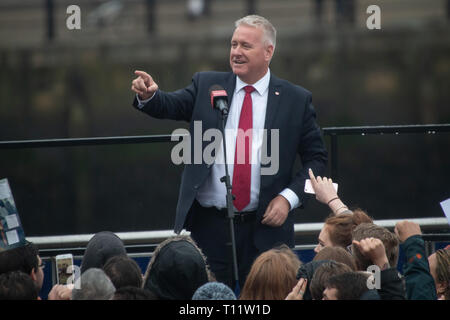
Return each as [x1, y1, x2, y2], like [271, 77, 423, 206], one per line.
[0, 170, 449, 300]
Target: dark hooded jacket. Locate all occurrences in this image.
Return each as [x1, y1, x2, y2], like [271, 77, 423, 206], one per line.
[80, 231, 127, 274]
[143, 235, 213, 300]
[296, 260, 331, 300]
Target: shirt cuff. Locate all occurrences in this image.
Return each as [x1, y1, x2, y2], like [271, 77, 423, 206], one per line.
[136, 92, 155, 109]
[279, 188, 300, 211]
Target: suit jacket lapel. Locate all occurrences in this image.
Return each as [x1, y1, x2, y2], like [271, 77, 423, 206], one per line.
[217, 72, 236, 128]
[264, 74, 282, 130]
[225, 73, 236, 107]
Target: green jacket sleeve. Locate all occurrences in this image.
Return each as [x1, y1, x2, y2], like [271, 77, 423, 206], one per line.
[402, 235, 437, 300]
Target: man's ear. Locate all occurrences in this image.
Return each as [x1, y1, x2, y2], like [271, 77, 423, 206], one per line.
[265, 44, 274, 62]
[30, 268, 38, 282]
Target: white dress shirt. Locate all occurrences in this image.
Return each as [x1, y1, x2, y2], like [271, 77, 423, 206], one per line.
[136, 69, 300, 212]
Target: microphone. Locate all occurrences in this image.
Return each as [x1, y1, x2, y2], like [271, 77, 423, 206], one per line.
[209, 85, 229, 115]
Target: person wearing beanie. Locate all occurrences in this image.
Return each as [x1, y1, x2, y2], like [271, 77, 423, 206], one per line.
[192, 282, 236, 300]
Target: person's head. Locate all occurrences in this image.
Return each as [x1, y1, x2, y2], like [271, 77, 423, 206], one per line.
[274, 244, 302, 264]
[80, 231, 127, 274]
[351, 223, 400, 271]
[296, 260, 330, 300]
[0, 242, 44, 292]
[71, 268, 115, 300]
[310, 261, 353, 300]
[103, 255, 143, 289]
[230, 15, 276, 84]
[315, 210, 373, 253]
[142, 235, 213, 300]
[192, 282, 237, 300]
[0, 271, 39, 300]
[323, 272, 370, 300]
[428, 247, 450, 300]
[313, 246, 357, 271]
[240, 246, 301, 300]
[112, 286, 157, 300]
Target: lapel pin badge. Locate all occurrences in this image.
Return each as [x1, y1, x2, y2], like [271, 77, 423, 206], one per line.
[275, 91, 280, 95]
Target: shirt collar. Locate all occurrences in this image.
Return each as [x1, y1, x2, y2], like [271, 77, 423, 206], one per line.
[235, 69, 271, 96]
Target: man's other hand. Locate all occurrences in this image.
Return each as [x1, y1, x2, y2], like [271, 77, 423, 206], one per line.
[261, 195, 290, 227]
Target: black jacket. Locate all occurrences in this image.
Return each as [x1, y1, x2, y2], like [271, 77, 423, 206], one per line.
[378, 267, 405, 300]
[143, 236, 210, 300]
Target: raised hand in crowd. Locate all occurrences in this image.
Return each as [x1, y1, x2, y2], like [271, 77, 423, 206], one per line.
[394, 220, 422, 243]
[285, 278, 307, 300]
[308, 168, 350, 215]
[352, 237, 390, 270]
[395, 220, 438, 300]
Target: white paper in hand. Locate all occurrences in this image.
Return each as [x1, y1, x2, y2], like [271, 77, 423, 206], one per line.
[304, 179, 338, 194]
[439, 198, 450, 227]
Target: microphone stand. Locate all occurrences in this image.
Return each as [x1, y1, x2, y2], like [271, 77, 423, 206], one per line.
[218, 108, 240, 292]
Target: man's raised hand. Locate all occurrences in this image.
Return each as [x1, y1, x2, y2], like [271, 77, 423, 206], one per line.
[394, 220, 422, 243]
[131, 70, 159, 100]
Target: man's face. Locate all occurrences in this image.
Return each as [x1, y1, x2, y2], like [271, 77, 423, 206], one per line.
[31, 255, 44, 292]
[230, 25, 273, 84]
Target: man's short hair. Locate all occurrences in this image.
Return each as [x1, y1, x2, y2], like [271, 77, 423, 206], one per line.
[310, 261, 353, 300]
[235, 15, 277, 49]
[351, 223, 399, 271]
[0, 242, 39, 275]
[325, 272, 370, 300]
[0, 271, 39, 300]
[103, 255, 143, 289]
[313, 246, 357, 271]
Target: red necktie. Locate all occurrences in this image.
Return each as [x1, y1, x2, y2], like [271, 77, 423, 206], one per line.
[232, 85, 255, 211]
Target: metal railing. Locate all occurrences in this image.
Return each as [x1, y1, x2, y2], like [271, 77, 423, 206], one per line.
[322, 124, 450, 180]
[0, 134, 180, 149]
[28, 217, 449, 255]
[1, 124, 449, 254]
